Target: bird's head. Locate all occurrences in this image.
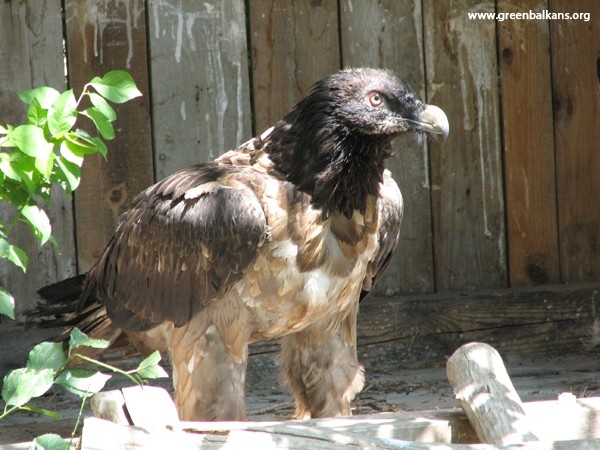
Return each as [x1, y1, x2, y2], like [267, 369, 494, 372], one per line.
[266, 68, 448, 217]
[298, 68, 448, 142]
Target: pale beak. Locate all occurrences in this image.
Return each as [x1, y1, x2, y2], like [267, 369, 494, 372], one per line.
[418, 104, 449, 141]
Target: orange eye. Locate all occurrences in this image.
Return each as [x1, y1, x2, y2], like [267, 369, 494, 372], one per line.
[369, 92, 384, 107]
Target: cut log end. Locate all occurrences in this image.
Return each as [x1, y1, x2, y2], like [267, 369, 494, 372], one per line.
[446, 342, 540, 446]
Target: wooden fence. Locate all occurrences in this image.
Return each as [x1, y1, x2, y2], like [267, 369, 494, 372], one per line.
[1, 0, 599, 314]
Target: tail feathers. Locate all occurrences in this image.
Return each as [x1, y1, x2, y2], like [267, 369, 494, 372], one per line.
[27, 274, 135, 357]
[32, 274, 87, 320]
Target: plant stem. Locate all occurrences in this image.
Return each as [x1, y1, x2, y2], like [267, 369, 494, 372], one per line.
[0, 404, 20, 420]
[71, 394, 88, 438]
[72, 354, 141, 386]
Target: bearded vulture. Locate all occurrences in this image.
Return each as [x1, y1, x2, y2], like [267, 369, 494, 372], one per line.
[32, 68, 448, 421]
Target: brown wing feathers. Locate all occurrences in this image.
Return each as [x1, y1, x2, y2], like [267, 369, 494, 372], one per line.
[89, 165, 268, 330]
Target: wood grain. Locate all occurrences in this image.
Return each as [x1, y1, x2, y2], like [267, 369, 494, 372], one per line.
[0, 0, 76, 313]
[245, 282, 600, 373]
[550, 1, 600, 282]
[447, 342, 540, 445]
[147, 0, 252, 180]
[340, 0, 435, 295]
[498, 0, 559, 287]
[248, 0, 340, 133]
[423, 0, 507, 291]
[64, 0, 154, 272]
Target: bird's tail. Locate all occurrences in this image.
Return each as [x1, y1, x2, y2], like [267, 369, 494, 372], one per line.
[28, 275, 131, 356]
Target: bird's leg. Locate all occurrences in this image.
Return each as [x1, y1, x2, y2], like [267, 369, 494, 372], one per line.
[169, 305, 250, 421]
[279, 305, 364, 419]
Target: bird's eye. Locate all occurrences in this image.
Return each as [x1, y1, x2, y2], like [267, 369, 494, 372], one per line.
[368, 92, 384, 107]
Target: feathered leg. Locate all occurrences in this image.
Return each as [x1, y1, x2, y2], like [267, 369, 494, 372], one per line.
[169, 300, 250, 421]
[279, 304, 364, 419]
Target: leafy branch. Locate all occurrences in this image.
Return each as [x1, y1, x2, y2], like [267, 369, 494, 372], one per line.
[1, 327, 168, 448]
[0, 70, 142, 320]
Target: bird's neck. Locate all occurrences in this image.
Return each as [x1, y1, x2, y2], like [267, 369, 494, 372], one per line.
[265, 118, 393, 218]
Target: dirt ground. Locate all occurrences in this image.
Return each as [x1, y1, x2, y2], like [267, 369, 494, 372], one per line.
[1, 321, 599, 445]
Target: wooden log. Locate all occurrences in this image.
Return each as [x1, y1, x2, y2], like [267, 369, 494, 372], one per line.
[447, 342, 539, 445]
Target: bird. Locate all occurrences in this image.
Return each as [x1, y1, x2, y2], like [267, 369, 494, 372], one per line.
[31, 68, 448, 421]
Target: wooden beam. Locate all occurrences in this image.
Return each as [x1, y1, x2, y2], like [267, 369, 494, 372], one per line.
[0, 0, 75, 314]
[147, 0, 252, 180]
[422, 1, 507, 291]
[248, 282, 600, 370]
[497, 0, 559, 287]
[64, 0, 154, 272]
[550, 1, 600, 282]
[248, 0, 340, 133]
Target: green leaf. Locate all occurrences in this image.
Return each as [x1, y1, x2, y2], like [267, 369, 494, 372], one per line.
[0, 153, 21, 181]
[1, 368, 54, 407]
[82, 107, 115, 140]
[0, 237, 28, 271]
[47, 90, 77, 136]
[27, 342, 66, 372]
[35, 149, 55, 180]
[89, 70, 142, 103]
[63, 132, 101, 156]
[31, 433, 71, 450]
[88, 136, 108, 158]
[55, 368, 111, 398]
[89, 92, 117, 121]
[68, 327, 110, 351]
[8, 124, 53, 158]
[55, 157, 81, 192]
[59, 141, 84, 166]
[18, 86, 60, 108]
[0, 287, 15, 320]
[135, 351, 168, 379]
[21, 204, 52, 245]
[27, 98, 48, 126]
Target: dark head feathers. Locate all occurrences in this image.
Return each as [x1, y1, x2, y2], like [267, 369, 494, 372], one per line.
[265, 68, 448, 218]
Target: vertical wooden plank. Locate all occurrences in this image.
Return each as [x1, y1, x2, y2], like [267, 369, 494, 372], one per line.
[550, 1, 600, 282]
[340, 0, 435, 295]
[64, 0, 154, 272]
[248, 0, 340, 132]
[423, 1, 507, 291]
[498, 0, 559, 286]
[147, 0, 252, 180]
[0, 0, 75, 314]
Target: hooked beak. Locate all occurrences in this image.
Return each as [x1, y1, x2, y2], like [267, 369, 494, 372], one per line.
[418, 104, 449, 141]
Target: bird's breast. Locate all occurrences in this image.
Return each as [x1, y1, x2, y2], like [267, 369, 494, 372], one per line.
[233, 181, 380, 339]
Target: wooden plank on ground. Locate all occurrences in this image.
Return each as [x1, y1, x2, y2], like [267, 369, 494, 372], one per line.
[64, 0, 154, 272]
[339, 0, 435, 295]
[550, 1, 600, 283]
[0, 0, 76, 313]
[422, 1, 506, 291]
[497, 0, 560, 287]
[79, 396, 600, 449]
[147, 0, 252, 180]
[248, 0, 340, 133]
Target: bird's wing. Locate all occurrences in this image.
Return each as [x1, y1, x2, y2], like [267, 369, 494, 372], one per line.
[360, 170, 403, 300]
[86, 163, 268, 330]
